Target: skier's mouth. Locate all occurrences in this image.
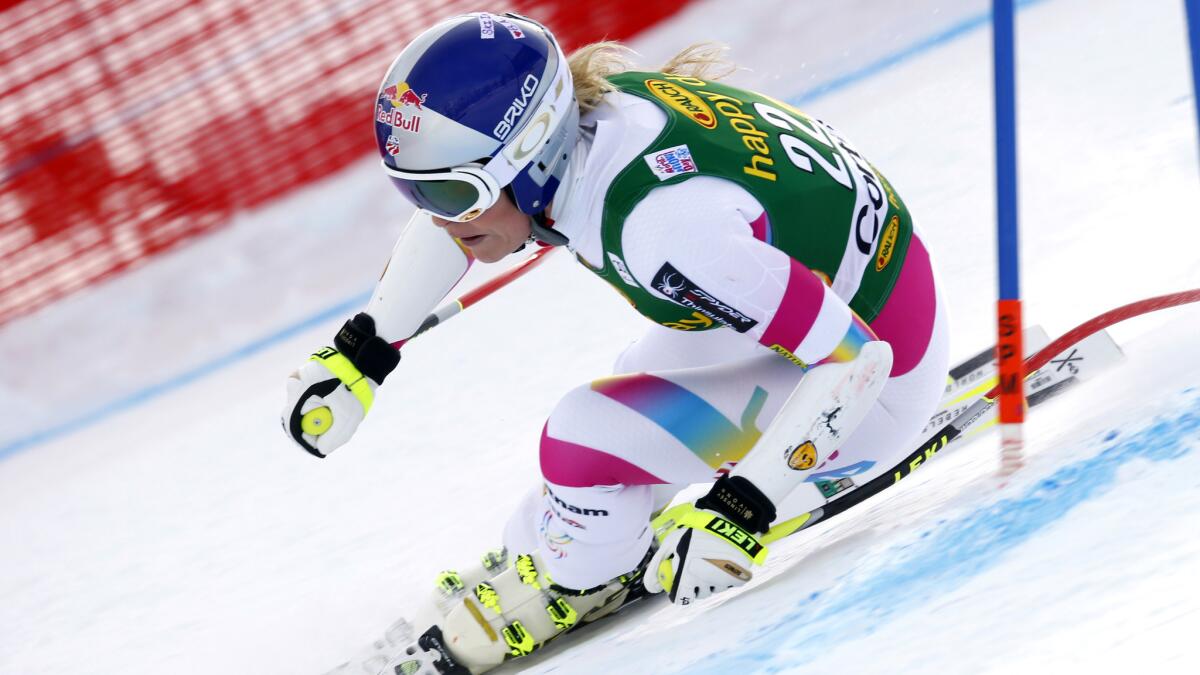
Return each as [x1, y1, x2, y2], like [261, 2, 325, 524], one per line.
[460, 234, 486, 245]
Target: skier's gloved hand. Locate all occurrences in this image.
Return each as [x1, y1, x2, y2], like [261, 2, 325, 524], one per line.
[644, 475, 776, 605]
[281, 313, 400, 458]
[643, 502, 768, 606]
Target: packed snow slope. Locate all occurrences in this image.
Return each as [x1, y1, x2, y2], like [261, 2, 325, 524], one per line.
[1, 1, 1198, 674]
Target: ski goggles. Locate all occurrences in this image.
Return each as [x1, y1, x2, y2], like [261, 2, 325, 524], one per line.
[380, 161, 503, 222]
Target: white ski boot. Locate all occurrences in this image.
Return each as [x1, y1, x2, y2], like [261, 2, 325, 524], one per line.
[384, 549, 646, 674]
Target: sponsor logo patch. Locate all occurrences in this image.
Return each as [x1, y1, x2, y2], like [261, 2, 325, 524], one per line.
[383, 82, 426, 110]
[377, 81, 425, 139]
[661, 311, 714, 331]
[494, 15, 526, 39]
[700, 89, 777, 182]
[644, 79, 717, 128]
[545, 487, 609, 517]
[815, 477, 854, 498]
[875, 215, 900, 271]
[704, 517, 763, 558]
[494, 73, 539, 140]
[376, 106, 421, 135]
[477, 13, 495, 38]
[652, 263, 758, 333]
[768, 343, 807, 368]
[607, 252, 639, 287]
[643, 144, 698, 181]
[786, 440, 818, 470]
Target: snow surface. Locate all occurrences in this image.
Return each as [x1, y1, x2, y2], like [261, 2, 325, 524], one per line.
[2, 0, 1199, 673]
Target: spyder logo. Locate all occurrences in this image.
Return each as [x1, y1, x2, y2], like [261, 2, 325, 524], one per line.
[656, 272, 687, 298]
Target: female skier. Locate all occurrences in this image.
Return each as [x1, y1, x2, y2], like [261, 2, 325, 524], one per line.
[283, 12, 948, 674]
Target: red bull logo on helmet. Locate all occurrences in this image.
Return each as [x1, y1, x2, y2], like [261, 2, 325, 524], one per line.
[376, 105, 421, 135]
[383, 82, 427, 109]
[377, 81, 425, 138]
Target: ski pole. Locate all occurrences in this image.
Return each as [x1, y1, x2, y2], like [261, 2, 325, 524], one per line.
[764, 288, 1200, 544]
[297, 246, 558, 448]
[399, 245, 557, 345]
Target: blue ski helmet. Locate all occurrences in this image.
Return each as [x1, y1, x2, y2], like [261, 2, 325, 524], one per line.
[374, 12, 579, 222]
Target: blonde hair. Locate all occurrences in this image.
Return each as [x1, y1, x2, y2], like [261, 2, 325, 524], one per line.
[568, 41, 735, 112]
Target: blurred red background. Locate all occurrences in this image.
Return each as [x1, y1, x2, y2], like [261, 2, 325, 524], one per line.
[0, 0, 690, 326]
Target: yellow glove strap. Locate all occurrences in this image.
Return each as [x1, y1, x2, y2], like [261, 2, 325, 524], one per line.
[652, 503, 769, 566]
[310, 347, 374, 413]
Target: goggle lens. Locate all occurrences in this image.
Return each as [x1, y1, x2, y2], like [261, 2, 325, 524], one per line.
[387, 175, 484, 220]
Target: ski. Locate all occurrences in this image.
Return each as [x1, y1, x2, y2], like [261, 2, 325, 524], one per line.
[943, 324, 1049, 398]
[919, 326, 1121, 440]
[763, 326, 1124, 543]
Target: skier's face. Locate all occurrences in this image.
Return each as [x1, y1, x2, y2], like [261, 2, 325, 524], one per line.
[431, 192, 531, 263]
